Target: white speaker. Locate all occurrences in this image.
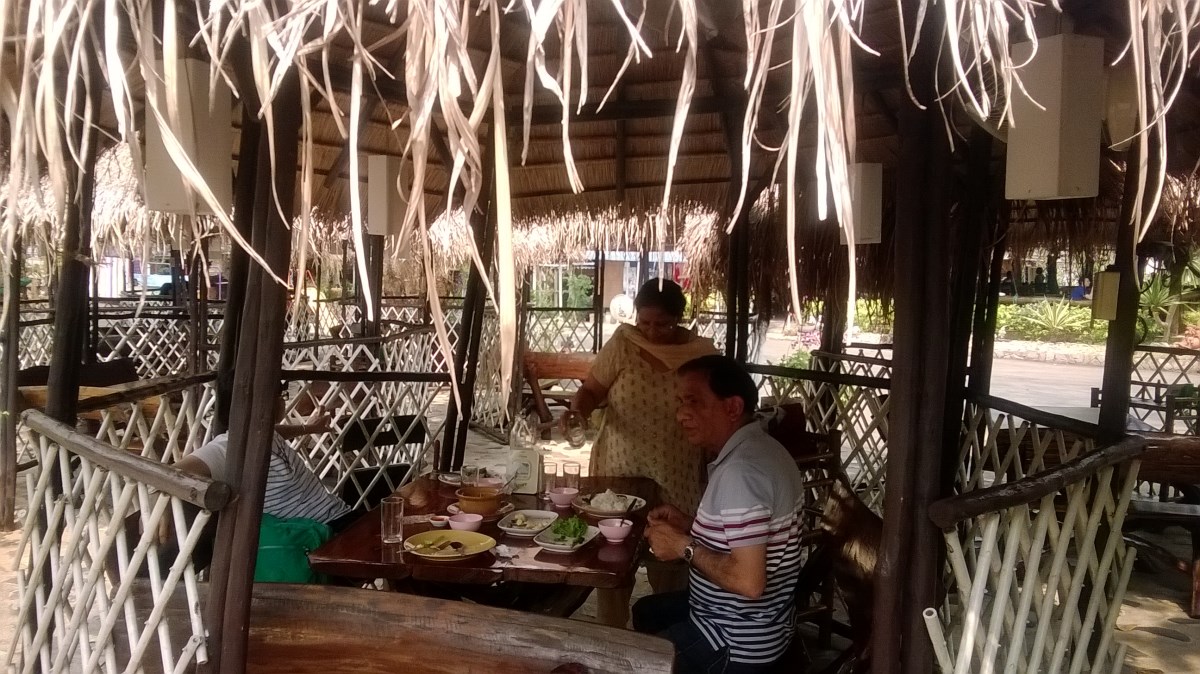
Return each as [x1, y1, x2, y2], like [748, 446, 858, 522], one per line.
[1005, 35, 1105, 201]
[144, 59, 233, 214]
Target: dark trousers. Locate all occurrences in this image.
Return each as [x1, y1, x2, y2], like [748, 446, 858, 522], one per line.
[632, 592, 781, 674]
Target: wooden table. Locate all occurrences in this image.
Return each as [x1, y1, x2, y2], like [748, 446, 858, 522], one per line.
[308, 475, 660, 592]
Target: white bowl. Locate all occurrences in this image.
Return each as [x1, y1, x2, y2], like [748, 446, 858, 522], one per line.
[549, 487, 579, 507]
[429, 515, 450, 528]
[448, 513, 483, 531]
[598, 518, 633, 543]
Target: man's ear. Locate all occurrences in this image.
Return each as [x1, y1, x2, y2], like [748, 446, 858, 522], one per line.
[722, 395, 745, 421]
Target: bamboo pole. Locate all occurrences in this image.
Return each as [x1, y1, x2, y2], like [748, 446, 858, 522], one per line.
[1100, 132, 1149, 436]
[0, 238, 20, 529]
[874, 3, 953, 671]
[203, 68, 301, 674]
[922, 608, 954, 673]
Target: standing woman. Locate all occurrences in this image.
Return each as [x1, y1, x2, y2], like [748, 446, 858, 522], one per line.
[562, 278, 718, 625]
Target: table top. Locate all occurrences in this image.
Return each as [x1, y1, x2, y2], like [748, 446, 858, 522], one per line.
[308, 475, 661, 589]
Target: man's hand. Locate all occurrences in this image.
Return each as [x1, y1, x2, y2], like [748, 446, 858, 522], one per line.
[645, 522, 691, 562]
[647, 504, 690, 531]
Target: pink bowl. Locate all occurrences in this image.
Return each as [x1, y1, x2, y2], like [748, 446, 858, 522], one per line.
[598, 518, 633, 543]
[448, 513, 483, 531]
[548, 487, 579, 507]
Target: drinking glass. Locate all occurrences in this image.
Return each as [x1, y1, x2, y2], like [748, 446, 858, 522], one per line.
[541, 461, 558, 500]
[562, 461, 581, 490]
[460, 464, 480, 487]
[565, 414, 587, 449]
[480, 464, 507, 490]
[381, 496, 406, 544]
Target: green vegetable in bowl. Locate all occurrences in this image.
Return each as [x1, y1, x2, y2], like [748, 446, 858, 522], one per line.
[550, 515, 588, 546]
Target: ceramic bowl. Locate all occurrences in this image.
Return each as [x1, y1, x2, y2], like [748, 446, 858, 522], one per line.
[548, 487, 579, 507]
[448, 513, 483, 531]
[429, 515, 450, 528]
[598, 518, 633, 543]
[455, 486, 502, 515]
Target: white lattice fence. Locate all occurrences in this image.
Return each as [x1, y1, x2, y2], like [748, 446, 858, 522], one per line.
[524, 308, 595, 353]
[7, 410, 231, 674]
[283, 373, 449, 510]
[749, 364, 890, 511]
[811, 350, 893, 380]
[1124, 346, 1200, 434]
[88, 378, 219, 464]
[18, 320, 53, 368]
[96, 316, 194, 378]
[926, 415, 1143, 674]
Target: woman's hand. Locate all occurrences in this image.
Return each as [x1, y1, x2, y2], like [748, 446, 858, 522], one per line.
[558, 409, 586, 435]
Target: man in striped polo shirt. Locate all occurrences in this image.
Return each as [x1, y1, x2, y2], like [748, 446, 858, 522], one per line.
[634, 355, 805, 673]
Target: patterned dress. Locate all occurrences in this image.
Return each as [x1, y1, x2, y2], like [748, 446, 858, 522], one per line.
[588, 325, 718, 516]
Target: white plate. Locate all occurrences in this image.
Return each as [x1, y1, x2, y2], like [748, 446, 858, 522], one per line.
[533, 525, 600, 554]
[447, 502, 514, 520]
[437, 473, 462, 486]
[496, 510, 559, 537]
[572, 494, 646, 518]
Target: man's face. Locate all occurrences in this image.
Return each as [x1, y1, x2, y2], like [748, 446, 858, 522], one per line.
[675, 370, 742, 452]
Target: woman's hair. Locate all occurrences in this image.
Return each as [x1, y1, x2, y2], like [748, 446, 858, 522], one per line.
[634, 278, 687, 318]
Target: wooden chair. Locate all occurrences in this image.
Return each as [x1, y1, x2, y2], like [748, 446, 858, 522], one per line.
[522, 351, 596, 423]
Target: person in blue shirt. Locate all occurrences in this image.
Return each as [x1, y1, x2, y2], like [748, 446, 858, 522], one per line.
[1070, 276, 1092, 301]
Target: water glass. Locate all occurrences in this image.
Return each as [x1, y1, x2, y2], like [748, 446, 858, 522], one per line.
[541, 461, 558, 500]
[460, 464, 480, 487]
[565, 414, 587, 449]
[381, 496, 406, 544]
[562, 461, 581, 490]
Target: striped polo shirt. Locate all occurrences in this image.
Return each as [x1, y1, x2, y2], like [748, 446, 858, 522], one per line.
[191, 433, 351, 524]
[689, 421, 806, 664]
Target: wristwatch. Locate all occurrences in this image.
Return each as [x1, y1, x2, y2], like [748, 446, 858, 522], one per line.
[682, 540, 696, 565]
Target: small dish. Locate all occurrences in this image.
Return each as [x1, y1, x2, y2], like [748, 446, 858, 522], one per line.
[497, 510, 558, 537]
[429, 515, 450, 528]
[437, 472, 462, 486]
[449, 513, 483, 531]
[533, 524, 600, 554]
[597, 518, 633, 543]
[548, 487, 579, 507]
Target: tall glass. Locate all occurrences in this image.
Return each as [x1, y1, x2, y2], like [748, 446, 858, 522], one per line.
[541, 461, 558, 500]
[381, 496, 406, 544]
[460, 464, 480, 487]
[565, 414, 587, 448]
[562, 461, 581, 490]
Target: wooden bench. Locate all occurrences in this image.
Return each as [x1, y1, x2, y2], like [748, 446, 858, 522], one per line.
[522, 351, 596, 423]
[1125, 500, 1200, 618]
[130, 582, 673, 673]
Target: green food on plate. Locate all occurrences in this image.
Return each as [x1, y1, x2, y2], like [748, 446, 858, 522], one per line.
[549, 515, 588, 545]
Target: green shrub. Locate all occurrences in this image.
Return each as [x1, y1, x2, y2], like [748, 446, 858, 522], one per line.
[775, 348, 811, 370]
[996, 301, 1107, 344]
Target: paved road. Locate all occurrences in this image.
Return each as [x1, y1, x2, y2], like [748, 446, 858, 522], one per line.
[989, 358, 1105, 408]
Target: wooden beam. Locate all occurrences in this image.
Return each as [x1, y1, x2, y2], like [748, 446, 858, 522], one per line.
[1099, 132, 1149, 436]
[874, 1, 953, 671]
[0, 239, 19, 529]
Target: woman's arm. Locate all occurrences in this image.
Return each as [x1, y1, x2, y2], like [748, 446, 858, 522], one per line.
[571, 375, 610, 418]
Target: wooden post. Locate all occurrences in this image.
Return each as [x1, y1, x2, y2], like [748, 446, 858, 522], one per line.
[0, 239, 21, 529]
[593, 246, 605, 352]
[1099, 136, 1148, 437]
[203, 69, 301, 674]
[440, 129, 495, 472]
[820, 252, 849, 355]
[214, 103, 261, 435]
[874, 1, 953, 671]
[942, 126, 993, 477]
[360, 233, 384, 338]
[88, 262, 100, 363]
[968, 207, 1008, 395]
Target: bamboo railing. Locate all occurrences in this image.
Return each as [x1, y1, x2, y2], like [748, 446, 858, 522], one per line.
[747, 363, 891, 511]
[8, 410, 232, 673]
[924, 395, 1145, 674]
